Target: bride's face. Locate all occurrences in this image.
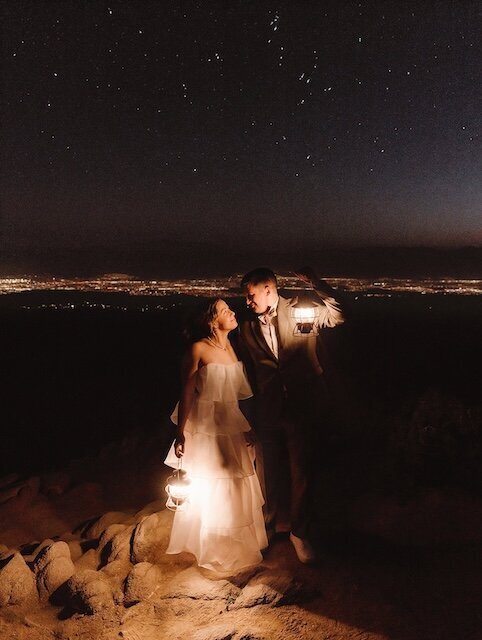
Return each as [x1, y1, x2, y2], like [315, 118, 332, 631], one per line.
[214, 299, 238, 332]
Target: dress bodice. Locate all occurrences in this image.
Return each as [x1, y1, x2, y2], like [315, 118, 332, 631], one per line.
[170, 361, 252, 435]
[195, 361, 253, 403]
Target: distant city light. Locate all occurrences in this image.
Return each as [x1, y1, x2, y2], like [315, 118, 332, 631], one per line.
[0, 275, 480, 312]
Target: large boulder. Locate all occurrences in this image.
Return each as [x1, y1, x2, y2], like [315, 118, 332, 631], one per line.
[33, 540, 71, 574]
[74, 548, 98, 572]
[131, 510, 171, 564]
[229, 569, 302, 609]
[192, 625, 238, 640]
[67, 569, 114, 614]
[98, 524, 127, 553]
[33, 541, 75, 602]
[159, 567, 240, 602]
[0, 552, 37, 607]
[84, 511, 131, 540]
[123, 562, 163, 606]
[66, 539, 84, 563]
[97, 524, 127, 564]
[107, 525, 134, 564]
[102, 558, 132, 582]
[102, 559, 133, 605]
[23, 538, 55, 566]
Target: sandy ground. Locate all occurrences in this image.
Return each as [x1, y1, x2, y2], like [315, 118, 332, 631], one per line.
[1, 432, 481, 640]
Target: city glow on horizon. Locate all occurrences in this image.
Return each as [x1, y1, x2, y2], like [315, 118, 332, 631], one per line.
[0, 275, 481, 299]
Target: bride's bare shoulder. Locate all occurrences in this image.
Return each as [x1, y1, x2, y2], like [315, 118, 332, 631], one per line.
[190, 339, 210, 357]
[181, 340, 210, 372]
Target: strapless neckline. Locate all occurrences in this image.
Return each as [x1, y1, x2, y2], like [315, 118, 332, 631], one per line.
[200, 361, 242, 370]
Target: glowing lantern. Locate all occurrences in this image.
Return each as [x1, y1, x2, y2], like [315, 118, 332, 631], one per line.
[291, 299, 319, 336]
[165, 463, 191, 511]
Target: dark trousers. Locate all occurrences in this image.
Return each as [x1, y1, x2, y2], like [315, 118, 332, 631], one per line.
[255, 413, 312, 539]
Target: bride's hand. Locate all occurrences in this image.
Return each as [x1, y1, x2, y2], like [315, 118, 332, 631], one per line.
[244, 430, 256, 447]
[174, 432, 185, 457]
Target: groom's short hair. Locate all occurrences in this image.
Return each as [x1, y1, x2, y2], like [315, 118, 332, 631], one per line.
[241, 267, 277, 289]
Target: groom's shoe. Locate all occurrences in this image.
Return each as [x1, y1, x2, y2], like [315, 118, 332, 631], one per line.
[289, 532, 316, 564]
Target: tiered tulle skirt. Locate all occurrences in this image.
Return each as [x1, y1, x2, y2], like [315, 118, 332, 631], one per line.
[165, 414, 267, 572]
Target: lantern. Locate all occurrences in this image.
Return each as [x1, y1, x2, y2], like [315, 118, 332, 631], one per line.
[291, 299, 319, 336]
[165, 462, 191, 511]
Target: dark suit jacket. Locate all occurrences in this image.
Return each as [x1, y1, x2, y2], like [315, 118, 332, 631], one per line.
[238, 290, 344, 429]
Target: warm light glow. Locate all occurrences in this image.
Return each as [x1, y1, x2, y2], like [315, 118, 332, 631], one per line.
[293, 306, 316, 321]
[166, 482, 190, 501]
[165, 468, 192, 511]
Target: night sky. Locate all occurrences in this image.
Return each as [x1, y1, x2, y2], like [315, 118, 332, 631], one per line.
[2, 1, 481, 259]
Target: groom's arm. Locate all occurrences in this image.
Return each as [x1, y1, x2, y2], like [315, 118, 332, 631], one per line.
[294, 267, 345, 328]
[231, 324, 258, 430]
[231, 324, 258, 394]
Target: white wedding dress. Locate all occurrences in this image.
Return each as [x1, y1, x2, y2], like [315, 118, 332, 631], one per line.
[164, 361, 267, 572]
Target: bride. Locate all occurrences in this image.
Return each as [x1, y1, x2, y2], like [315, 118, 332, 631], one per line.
[164, 298, 267, 572]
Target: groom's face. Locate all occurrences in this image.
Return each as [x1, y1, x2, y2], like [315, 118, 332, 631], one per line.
[244, 282, 273, 315]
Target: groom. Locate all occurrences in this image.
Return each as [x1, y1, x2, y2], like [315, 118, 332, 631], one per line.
[238, 267, 345, 563]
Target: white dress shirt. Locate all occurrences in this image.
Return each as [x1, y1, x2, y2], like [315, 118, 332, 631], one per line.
[258, 297, 279, 359]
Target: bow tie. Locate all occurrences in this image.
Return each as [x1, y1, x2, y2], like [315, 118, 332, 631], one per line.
[258, 306, 277, 323]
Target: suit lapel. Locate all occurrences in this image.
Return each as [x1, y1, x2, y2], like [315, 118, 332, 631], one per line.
[276, 295, 291, 350]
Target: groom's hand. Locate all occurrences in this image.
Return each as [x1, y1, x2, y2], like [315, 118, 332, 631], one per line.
[293, 266, 320, 287]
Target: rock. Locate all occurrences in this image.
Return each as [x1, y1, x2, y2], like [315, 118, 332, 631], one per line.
[131, 511, 171, 564]
[0, 552, 37, 607]
[36, 556, 75, 602]
[33, 540, 71, 574]
[101, 560, 132, 605]
[84, 511, 131, 539]
[32, 541, 75, 602]
[192, 625, 237, 640]
[40, 471, 71, 496]
[107, 525, 134, 563]
[67, 540, 84, 563]
[98, 524, 127, 553]
[74, 548, 98, 571]
[23, 538, 55, 565]
[73, 515, 98, 537]
[67, 569, 114, 614]
[160, 567, 240, 602]
[102, 559, 132, 582]
[58, 530, 79, 543]
[123, 562, 163, 605]
[229, 570, 302, 609]
[20, 540, 42, 556]
[98, 524, 128, 566]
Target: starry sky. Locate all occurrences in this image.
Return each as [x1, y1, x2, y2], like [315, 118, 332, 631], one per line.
[2, 0, 481, 261]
